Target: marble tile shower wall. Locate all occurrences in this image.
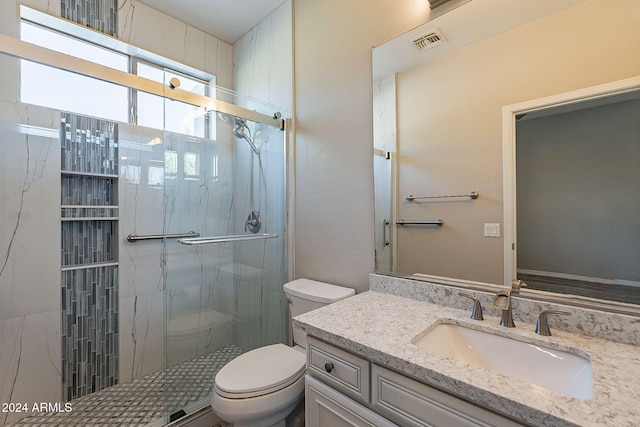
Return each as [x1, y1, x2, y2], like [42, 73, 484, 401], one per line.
[229, 124, 287, 351]
[0, 103, 62, 427]
[60, 113, 120, 401]
[232, 1, 291, 351]
[161, 130, 237, 367]
[117, 125, 166, 383]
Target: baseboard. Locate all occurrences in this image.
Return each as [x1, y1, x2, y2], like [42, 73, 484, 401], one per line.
[517, 269, 640, 288]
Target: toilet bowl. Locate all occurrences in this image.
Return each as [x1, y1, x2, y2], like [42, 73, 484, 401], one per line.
[211, 343, 305, 427]
[211, 279, 355, 427]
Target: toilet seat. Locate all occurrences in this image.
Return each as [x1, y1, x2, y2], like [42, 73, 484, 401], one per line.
[214, 343, 306, 399]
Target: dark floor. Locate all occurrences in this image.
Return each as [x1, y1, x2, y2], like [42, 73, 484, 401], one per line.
[8, 345, 243, 427]
[518, 273, 640, 305]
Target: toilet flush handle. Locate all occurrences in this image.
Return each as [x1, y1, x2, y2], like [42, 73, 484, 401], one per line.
[324, 362, 334, 373]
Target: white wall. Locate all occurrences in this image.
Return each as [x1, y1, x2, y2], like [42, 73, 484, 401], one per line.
[293, 0, 432, 292]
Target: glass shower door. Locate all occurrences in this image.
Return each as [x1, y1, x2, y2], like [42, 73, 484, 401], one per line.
[374, 150, 394, 272]
[161, 105, 286, 422]
[373, 75, 397, 273]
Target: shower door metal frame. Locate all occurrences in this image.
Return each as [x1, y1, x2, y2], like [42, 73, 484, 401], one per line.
[373, 148, 397, 272]
[0, 32, 285, 130]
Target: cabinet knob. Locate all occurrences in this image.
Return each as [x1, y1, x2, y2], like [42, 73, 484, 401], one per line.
[324, 362, 334, 373]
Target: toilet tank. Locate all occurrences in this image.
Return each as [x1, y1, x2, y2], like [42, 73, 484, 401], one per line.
[283, 278, 355, 349]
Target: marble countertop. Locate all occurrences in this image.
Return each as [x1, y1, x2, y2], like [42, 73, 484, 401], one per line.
[293, 291, 640, 427]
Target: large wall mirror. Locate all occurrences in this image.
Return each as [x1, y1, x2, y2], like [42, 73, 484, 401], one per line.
[372, 0, 640, 310]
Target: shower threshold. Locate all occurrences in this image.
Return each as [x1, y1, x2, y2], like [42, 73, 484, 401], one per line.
[8, 345, 243, 427]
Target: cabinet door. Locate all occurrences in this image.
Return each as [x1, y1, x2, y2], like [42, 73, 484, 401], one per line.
[306, 375, 397, 427]
[371, 364, 525, 427]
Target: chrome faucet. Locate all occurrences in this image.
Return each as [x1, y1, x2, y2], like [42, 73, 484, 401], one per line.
[492, 290, 515, 327]
[536, 310, 571, 336]
[459, 293, 483, 320]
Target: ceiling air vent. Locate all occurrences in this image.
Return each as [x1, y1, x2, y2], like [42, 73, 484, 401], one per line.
[411, 29, 445, 52]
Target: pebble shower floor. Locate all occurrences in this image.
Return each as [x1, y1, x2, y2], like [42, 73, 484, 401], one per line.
[8, 345, 244, 427]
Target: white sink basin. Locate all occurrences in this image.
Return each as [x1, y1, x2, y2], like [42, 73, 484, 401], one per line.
[412, 322, 592, 399]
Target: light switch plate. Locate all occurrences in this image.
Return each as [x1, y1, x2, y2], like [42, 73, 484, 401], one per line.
[484, 223, 500, 237]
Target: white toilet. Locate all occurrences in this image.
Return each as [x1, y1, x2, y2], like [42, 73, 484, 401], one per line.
[211, 278, 355, 427]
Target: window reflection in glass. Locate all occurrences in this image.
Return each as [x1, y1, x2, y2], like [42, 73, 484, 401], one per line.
[184, 152, 199, 180]
[121, 165, 141, 185]
[148, 166, 164, 187]
[164, 151, 178, 178]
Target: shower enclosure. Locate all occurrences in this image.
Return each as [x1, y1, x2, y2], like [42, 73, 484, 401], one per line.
[158, 108, 287, 421]
[0, 34, 287, 426]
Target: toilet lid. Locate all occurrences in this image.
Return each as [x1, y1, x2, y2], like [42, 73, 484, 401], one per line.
[283, 278, 355, 303]
[214, 343, 306, 398]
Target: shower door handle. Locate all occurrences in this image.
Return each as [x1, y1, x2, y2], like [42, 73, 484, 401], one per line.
[383, 219, 390, 247]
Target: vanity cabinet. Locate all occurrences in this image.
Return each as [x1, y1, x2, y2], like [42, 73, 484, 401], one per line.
[305, 336, 524, 427]
[307, 334, 370, 403]
[306, 376, 397, 427]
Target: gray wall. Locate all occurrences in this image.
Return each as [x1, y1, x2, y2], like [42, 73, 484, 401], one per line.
[517, 99, 640, 283]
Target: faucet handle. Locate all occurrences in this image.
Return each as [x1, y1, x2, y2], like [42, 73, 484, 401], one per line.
[535, 310, 571, 336]
[511, 279, 526, 293]
[459, 293, 483, 320]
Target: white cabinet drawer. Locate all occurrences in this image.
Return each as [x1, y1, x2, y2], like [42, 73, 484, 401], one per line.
[372, 364, 525, 427]
[307, 336, 370, 404]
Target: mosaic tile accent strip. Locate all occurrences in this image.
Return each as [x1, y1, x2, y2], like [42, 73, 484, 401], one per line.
[61, 265, 119, 401]
[61, 175, 117, 206]
[8, 346, 244, 427]
[60, 113, 120, 402]
[60, 113, 118, 175]
[61, 220, 118, 267]
[61, 0, 118, 37]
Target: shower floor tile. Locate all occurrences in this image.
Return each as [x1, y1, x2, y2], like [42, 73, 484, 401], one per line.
[8, 345, 244, 427]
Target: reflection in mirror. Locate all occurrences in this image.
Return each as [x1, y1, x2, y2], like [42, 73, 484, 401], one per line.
[372, 0, 640, 310]
[506, 86, 640, 305]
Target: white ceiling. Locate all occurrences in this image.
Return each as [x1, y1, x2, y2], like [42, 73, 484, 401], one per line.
[138, 0, 287, 44]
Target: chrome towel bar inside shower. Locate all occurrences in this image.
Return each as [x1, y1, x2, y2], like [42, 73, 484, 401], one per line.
[405, 191, 479, 202]
[179, 233, 279, 245]
[396, 220, 444, 226]
[127, 231, 200, 242]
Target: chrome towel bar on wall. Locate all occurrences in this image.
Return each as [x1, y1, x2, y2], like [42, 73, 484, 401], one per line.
[405, 191, 479, 202]
[396, 219, 444, 226]
[179, 233, 279, 245]
[127, 231, 200, 242]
